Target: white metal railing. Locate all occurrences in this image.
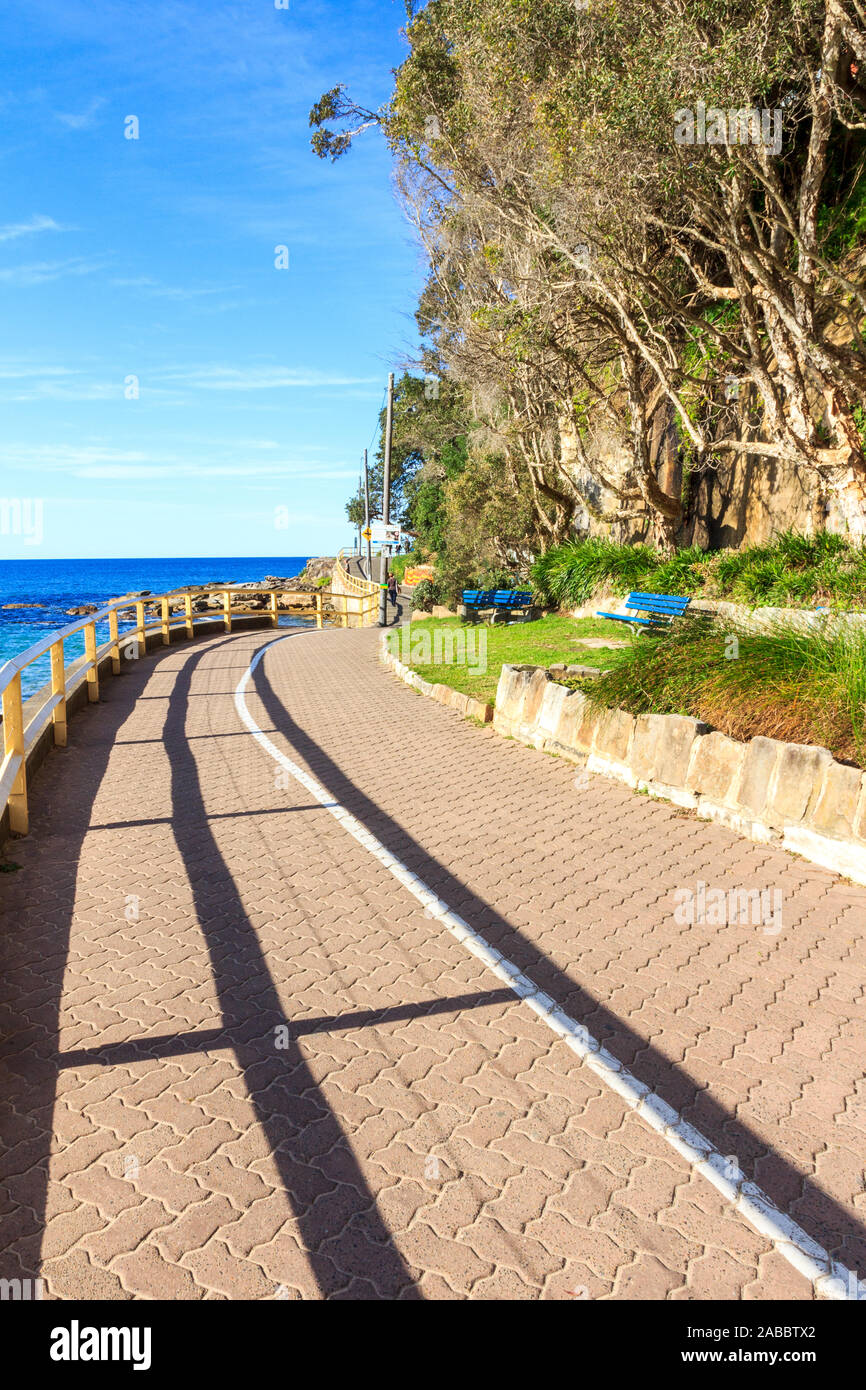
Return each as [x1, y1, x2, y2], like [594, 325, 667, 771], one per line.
[0, 582, 343, 838]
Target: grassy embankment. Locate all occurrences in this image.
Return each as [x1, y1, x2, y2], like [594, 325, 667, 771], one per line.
[578, 613, 866, 768]
[399, 611, 866, 767]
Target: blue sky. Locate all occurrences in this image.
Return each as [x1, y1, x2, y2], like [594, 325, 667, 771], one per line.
[0, 0, 421, 559]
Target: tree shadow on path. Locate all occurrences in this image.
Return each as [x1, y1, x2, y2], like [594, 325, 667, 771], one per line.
[163, 640, 424, 1299]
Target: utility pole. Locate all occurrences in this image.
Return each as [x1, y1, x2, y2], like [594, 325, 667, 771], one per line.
[363, 448, 372, 582]
[378, 371, 394, 626]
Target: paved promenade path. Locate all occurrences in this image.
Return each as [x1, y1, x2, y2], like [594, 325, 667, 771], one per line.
[2, 625, 865, 1300]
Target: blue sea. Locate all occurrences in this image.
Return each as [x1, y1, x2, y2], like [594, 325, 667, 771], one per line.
[0, 557, 311, 697]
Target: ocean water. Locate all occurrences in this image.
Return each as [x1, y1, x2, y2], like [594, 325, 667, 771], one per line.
[0, 557, 311, 697]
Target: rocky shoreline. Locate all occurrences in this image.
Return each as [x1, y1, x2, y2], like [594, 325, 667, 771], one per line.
[56, 557, 338, 618]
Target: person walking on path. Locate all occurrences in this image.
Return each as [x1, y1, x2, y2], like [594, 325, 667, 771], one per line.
[387, 572, 399, 614]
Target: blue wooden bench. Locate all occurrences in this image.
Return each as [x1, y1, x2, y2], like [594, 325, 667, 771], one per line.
[460, 589, 536, 623]
[461, 589, 495, 614]
[491, 590, 535, 623]
[597, 591, 690, 634]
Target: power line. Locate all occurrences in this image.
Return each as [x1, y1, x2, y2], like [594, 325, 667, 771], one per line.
[367, 386, 387, 456]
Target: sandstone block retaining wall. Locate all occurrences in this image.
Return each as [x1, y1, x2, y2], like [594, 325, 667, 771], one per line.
[379, 630, 866, 884]
[494, 664, 866, 885]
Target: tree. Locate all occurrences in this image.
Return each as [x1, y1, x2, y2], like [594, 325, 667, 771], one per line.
[314, 0, 866, 552]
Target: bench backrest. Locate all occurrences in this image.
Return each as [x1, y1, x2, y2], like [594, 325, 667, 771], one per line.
[464, 588, 533, 607]
[493, 590, 533, 605]
[625, 592, 691, 619]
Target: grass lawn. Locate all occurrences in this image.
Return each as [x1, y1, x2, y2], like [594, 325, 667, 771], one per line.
[390, 609, 866, 767]
[388, 613, 629, 704]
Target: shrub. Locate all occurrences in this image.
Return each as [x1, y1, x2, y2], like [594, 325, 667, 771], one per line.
[532, 531, 866, 611]
[412, 578, 436, 611]
[389, 551, 418, 584]
[531, 537, 656, 606]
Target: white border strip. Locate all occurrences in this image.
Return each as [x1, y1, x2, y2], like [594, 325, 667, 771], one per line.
[235, 635, 864, 1301]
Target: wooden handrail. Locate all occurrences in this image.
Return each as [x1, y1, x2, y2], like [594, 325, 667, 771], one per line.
[336, 549, 380, 598]
[0, 582, 341, 837]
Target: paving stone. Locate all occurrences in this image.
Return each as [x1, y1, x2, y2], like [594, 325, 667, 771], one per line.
[2, 625, 863, 1302]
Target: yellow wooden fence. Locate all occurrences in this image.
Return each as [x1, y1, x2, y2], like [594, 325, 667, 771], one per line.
[334, 551, 381, 627]
[0, 582, 362, 838]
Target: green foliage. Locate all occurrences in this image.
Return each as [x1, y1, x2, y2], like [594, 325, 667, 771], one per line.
[399, 613, 627, 704]
[389, 550, 421, 583]
[316, 0, 866, 575]
[408, 478, 448, 552]
[533, 531, 866, 610]
[580, 612, 866, 766]
[345, 490, 366, 527]
[346, 373, 471, 542]
[713, 530, 865, 606]
[423, 447, 537, 605]
[412, 578, 437, 611]
[818, 168, 866, 260]
[531, 537, 658, 605]
[649, 547, 710, 596]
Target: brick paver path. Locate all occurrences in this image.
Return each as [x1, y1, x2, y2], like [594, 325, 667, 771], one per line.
[2, 626, 865, 1299]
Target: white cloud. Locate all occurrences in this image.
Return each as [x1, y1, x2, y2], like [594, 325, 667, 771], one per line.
[153, 365, 379, 391]
[110, 276, 241, 301]
[75, 464, 358, 479]
[0, 440, 357, 480]
[0, 257, 102, 287]
[0, 214, 64, 242]
[0, 362, 77, 380]
[0, 360, 119, 402]
[56, 97, 106, 130]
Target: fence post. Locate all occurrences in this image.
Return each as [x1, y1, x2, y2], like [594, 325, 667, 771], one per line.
[84, 623, 99, 702]
[223, 590, 232, 633]
[161, 597, 171, 646]
[316, 592, 323, 629]
[135, 601, 147, 655]
[50, 640, 67, 746]
[270, 592, 279, 629]
[2, 672, 28, 834]
[108, 608, 121, 674]
[184, 593, 194, 639]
